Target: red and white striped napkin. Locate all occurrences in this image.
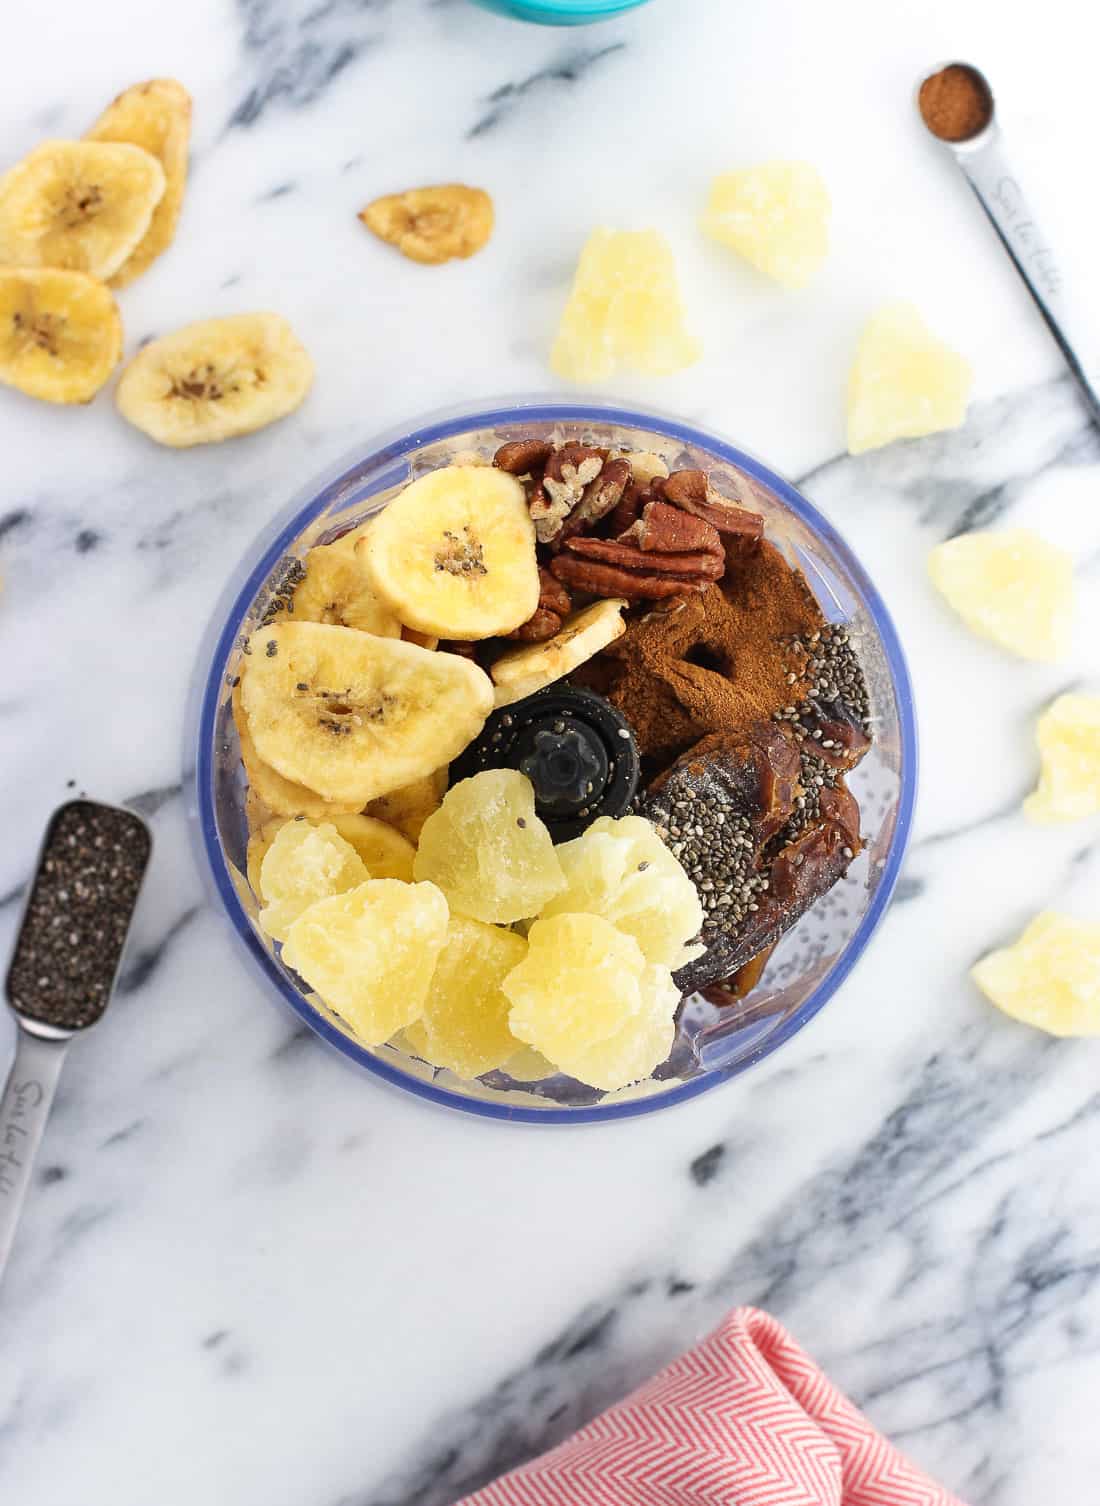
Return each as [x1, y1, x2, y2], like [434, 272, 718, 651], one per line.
[460, 1307, 968, 1506]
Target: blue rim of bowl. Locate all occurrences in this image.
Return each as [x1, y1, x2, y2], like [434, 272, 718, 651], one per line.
[190, 399, 918, 1125]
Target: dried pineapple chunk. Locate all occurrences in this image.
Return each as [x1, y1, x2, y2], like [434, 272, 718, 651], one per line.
[0, 267, 121, 404]
[359, 184, 493, 265]
[0, 139, 165, 280]
[972, 911, 1100, 1037]
[246, 815, 284, 893]
[406, 914, 527, 1078]
[282, 879, 449, 1045]
[539, 815, 704, 970]
[413, 769, 564, 924]
[257, 819, 368, 942]
[85, 78, 191, 286]
[928, 529, 1073, 662]
[502, 913, 645, 1066]
[551, 228, 701, 383]
[367, 767, 448, 843]
[1024, 694, 1100, 823]
[560, 964, 679, 1091]
[502, 1045, 559, 1081]
[847, 302, 972, 455]
[701, 161, 830, 289]
[250, 812, 416, 888]
[326, 813, 415, 880]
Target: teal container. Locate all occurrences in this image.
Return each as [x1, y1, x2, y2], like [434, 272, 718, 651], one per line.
[472, 0, 652, 22]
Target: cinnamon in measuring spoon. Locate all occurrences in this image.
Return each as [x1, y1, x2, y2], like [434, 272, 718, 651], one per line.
[919, 64, 994, 143]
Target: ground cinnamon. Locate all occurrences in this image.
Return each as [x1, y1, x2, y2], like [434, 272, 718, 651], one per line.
[573, 540, 825, 773]
[918, 64, 993, 143]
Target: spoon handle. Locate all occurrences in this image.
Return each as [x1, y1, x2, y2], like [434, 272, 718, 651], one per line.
[956, 130, 1100, 423]
[0, 1025, 70, 1286]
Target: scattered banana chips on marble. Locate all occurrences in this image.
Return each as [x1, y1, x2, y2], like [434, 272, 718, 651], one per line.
[0, 78, 313, 443]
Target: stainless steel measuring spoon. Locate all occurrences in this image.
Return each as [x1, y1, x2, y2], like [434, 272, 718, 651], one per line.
[917, 60, 1100, 424]
[0, 800, 151, 1287]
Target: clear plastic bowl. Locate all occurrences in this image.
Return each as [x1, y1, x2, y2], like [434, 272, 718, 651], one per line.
[185, 399, 917, 1124]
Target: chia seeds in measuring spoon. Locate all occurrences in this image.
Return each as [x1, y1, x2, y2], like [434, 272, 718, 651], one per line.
[6, 801, 152, 1031]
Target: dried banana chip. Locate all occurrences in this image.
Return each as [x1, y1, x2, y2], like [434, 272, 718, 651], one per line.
[232, 686, 361, 819]
[115, 312, 313, 447]
[0, 268, 121, 404]
[0, 140, 165, 281]
[86, 78, 191, 287]
[359, 184, 493, 265]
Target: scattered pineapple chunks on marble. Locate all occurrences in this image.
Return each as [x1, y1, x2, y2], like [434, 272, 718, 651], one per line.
[928, 529, 1073, 662]
[1024, 694, 1100, 823]
[551, 228, 701, 383]
[701, 161, 830, 289]
[847, 302, 972, 455]
[972, 912, 1100, 1037]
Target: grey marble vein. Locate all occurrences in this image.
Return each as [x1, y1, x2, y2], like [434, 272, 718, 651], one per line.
[2, 11, 1099, 1501]
[126, 782, 184, 818]
[800, 376, 1100, 538]
[73, 527, 102, 554]
[893, 874, 928, 904]
[913, 800, 1021, 852]
[0, 507, 31, 542]
[468, 43, 627, 138]
[100, 1117, 146, 1150]
[116, 905, 202, 996]
[229, 0, 392, 127]
[368, 1025, 1098, 1506]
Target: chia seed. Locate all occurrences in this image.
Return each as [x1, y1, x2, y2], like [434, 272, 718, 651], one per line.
[6, 802, 151, 1032]
[774, 623, 872, 739]
[256, 555, 307, 627]
[641, 763, 768, 942]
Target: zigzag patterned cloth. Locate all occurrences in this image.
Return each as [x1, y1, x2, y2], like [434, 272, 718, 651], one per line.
[460, 1307, 968, 1506]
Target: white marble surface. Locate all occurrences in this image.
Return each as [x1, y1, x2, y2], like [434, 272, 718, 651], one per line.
[2, 2, 1100, 1502]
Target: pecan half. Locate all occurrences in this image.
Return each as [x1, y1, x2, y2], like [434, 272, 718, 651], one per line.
[493, 439, 552, 475]
[503, 568, 573, 641]
[527, 447, 600, 543]
[561, 457, 631, 541]
[662, 468, 764, 541]
[617, 499, 722, 556]
[606, 479, 650, 538]
[503, 607, 562, 643]
[533, 444, 606, 543]
[537, 565, 572, 619]
[550, 554, 711, 601]
[527, 481, 564, 545]
[563, 536, 725, 580]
